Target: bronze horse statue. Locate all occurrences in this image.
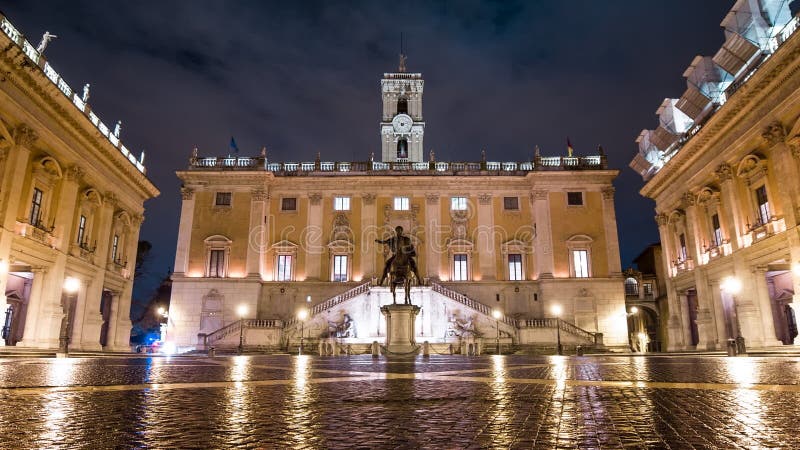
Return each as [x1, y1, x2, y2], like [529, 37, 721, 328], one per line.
[389, 244, 416, 305]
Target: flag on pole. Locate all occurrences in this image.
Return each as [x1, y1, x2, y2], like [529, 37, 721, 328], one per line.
[567, 138, 574, 157]
[230, 136, 239, 154]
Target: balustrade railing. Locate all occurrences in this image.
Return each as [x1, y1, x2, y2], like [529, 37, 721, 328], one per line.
[518, 318, 599, 344]
[284, 281, 371, 328]
[430, 282, 516, 326]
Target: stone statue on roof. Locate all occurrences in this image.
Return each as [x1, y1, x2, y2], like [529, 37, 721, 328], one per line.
[398, 54, 407, 73]
[36, 31, 57, 53]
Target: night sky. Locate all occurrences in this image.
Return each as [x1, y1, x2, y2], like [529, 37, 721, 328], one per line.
[3, 1, 736, 301]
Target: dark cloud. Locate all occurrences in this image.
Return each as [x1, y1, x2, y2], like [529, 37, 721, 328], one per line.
[3, 0, 736, 299]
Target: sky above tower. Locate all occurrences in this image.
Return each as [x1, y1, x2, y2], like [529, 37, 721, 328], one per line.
[1, 0, 745, 298]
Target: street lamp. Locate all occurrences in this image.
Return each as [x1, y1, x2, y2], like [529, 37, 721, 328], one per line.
[156, 306, 169, 343]
[551, 304, 563, 355]
[720, 276, 745, 355]
[629, 306, 638, 314]
[297, 308, 309, 355]
[59, 277, 81, 355]
[237, 304, 247, 354]
[492, 309, 502, 354]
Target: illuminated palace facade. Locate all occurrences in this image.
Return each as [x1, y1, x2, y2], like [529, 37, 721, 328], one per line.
[168, 64, 628, 353]
[0, 15, 159, 350]
[630, 0, 800, 351]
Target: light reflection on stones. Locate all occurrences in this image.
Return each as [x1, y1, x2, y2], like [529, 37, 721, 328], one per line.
[223, 356, 253, 439]
[40, 359, 78, 445]
[488, 355, 514, 447]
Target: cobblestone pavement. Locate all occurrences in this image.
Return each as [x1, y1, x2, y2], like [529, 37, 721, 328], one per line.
[1, 355, 800, 448]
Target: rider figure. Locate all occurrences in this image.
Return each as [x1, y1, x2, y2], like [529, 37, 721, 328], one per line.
[375, 226, 423, 286]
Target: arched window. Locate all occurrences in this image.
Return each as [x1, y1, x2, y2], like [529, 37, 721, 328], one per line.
[624, 277, 639, 296]
[397, 97, 408, 114]
[397, 138, 408, 159]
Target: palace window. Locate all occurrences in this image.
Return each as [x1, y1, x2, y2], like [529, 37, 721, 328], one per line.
[625, 277, 639, 296]
[755, 185, 770, 225]
[712, 214, 723, 246]
[394, 196, 409, 211]
[208, 249, 225, 278]
[334, 196, 350, 211]
[451, 197, 467, 211]
[679, 233, 687, 261]
[572, 250, 589, 278]
[453, 254, 468, 281]
[397, 97, 408, 114]
[111, 234, 119, 261]
[503, 197, 519, 210]
[277, 254, 293, 281]
[508, 254, 523, 281]
[332, 255, 348, 282]
[281, 197, 297, 211]
[30, 188, 43, 226]
[215, 192, 232, 207]
[643, 283, 653, 296]
[567, 192, 584, 206]
[397, 138, 408, 159]
[77, 215, 86, 244]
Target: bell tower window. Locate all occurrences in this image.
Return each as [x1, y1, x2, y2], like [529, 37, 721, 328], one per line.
[397, 138, 408, 159]
[397, 97, 408, 114]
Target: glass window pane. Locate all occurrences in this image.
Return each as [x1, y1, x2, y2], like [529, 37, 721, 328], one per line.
[277, 255, 292, 281]
[508, 254, 522, 280]
[573, 250, 589, 278]
[333, 255, 347, 281]
[453, 254, 468, 281]
[394, 197, 409, 211]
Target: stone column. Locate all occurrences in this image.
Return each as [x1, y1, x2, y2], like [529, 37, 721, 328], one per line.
[655, 214, 675, 276]
[53, 166, 83, 252]
[0, 127, 36, 345]
[762, 122, 800, 228]
[600, 187, 622, 276]
[18, 267, 47, 347]
[69, 276, 98, 350]
[104, 291, 121, 350]
[715, 163, 745, 250]
[246, 189, 268, 277]
[682, 193, 703, 266]
[110, 215, 143, 350]
[656, 214, 684, 350]
[531, 190, 554, 278]
[173, 187, 195, 275]
[305, 193, 323, 280]
[674, 291, 690, 349]
[423, 193, 439, 279]
[697, 270, 723, 350]
[94, 194, 116, 269]
[752, 265, 781, 347]
[361, 193, 378, 280]
[788, 229, 800, 345]
[476, 193, 496, 280]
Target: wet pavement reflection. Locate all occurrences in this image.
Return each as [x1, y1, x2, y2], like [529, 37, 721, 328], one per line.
[1, 354, 800, 448]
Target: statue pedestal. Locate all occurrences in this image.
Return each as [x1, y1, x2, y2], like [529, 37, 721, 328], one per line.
[380, 304, 421, 355]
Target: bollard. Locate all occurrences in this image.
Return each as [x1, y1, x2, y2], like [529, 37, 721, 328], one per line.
[726, 338, 737, 357]
[423, 341, 430, 357]
[576, 345, 583, 356]
[372, 341, 379, 358]
[208, 347, 216, 357]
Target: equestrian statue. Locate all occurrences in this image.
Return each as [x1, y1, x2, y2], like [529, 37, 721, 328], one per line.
[375, 226, 423, 304]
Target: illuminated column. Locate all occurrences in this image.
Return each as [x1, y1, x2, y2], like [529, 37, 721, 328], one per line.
[173, 187, 195, 275]
[423, 193, 439, 279]
[476, 194, 495, 280]
[260, 192, 272, 278]
[93, 194, 116, 268]
[110, 215, 143, 350]
[696, 269, 723, 350]
[763, 123, 800, 228]
[789, 230, 800, 345]
[715, 163, 745, 250]
[530, 190, 554, 278]
[69, 276, 97, 350]
[752, 265, 781, 347]
[53, 166, 83, 252]
[675, 291, 690, 350]
[682, 193, 702, 265]
[361, 193, 377, 279]
[601, 186, 622, 276]
[104, 291, 122, 349]
[246, 189, 268, 277]
[305, 193, 323, 280]
[655, 214, 675, 276]
[18, 267, 46, 347]
[656, 214, 685, 350]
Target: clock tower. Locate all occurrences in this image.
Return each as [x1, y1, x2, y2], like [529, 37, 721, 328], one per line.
[380, 54, 425, 163]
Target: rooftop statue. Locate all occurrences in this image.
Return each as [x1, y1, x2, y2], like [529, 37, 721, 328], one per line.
[36, 31, 57, 53]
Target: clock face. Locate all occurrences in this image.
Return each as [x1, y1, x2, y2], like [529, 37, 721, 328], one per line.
[392, 113, 413, 133]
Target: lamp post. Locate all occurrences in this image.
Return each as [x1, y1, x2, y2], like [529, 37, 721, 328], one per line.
[720, 276, 745, 355]
[551, 304, 563, 355]
[297, 308, 308, 355]
[492, 309, 502, 354]
[237, 304, 247, 354]
[59, 277, 81, 356]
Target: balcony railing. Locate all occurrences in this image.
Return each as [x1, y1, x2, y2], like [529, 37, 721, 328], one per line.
[189, 155, 607, 174]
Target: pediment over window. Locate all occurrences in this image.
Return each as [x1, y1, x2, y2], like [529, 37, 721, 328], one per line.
[327, 239, 354, 254]
[447, 238, 473, 254]
[35, 156, 63, 180]
[501, 239, 532, 254]
[736, 154, 767, 179]
[667, 210, 685, 225]
[270, 239, 298, 254]
[566, 234, 593, 247]
[696, 187, 719, 205]
[204, 234, 232, 247]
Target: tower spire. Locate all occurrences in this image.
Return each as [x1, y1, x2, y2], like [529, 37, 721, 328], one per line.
[398, 32, 407, 73]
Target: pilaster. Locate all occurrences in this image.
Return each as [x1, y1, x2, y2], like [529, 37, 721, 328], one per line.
[246, 189, 267, 277]
[751, 265, 782, 347]
[476, 193, 495, 280]
[423, 193, 439, 279]
[531, 190, 554, 278]
[601, 186, 622, 276]
[173, 187, 196, 275]
[715, 163, 745, 250]
[53, 165, 83, 252]
[305, 192, 323, 280]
